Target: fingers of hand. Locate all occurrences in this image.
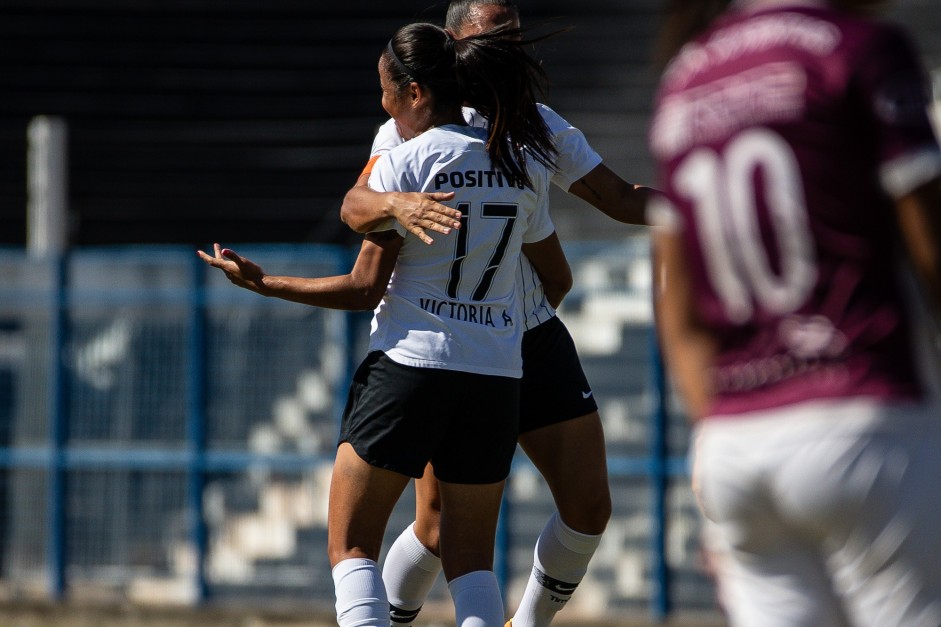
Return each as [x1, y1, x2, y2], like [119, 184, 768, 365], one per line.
[198, 249, 225, 269]
[437, 210, 461, 229]
[412, 229, 434, 245]
[424, 220, 451, 235]
[415, 208, 458, 231]
[419, 196, 461, 226]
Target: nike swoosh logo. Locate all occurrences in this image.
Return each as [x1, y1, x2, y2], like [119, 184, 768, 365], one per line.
[582, 390, 593, 399]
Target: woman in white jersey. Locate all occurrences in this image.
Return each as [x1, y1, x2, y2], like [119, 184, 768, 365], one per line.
[651, 1, 941, 625]
[340, 3, 652, 625]
[200, 21, 570, 627]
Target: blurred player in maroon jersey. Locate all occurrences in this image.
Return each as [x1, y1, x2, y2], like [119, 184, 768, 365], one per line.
[650, 0, 941, 625]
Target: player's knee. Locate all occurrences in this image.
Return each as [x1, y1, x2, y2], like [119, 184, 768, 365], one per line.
[413, 521, 441, 557]
[560, 489, 611, 536]
[327, 533, 383, 566]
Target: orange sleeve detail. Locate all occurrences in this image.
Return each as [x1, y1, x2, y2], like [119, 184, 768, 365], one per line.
[360, 155, 382, 178]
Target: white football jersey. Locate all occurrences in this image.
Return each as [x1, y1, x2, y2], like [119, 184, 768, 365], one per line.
[369, 105, 600, 329]
[367, 124, 555, 377]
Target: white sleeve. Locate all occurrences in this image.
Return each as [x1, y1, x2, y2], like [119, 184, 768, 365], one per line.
[462, 106, 489, 129]
[370, 119, 406, 158]
[538, 104, 603, 191]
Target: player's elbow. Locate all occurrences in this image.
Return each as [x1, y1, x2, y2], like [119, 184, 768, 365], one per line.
[349, 283, 385, 311]
[542, 271, 573, 309]
[555, 271, 574, 298]
[361, 291, 384, 311]
[339, 193, 369, 233]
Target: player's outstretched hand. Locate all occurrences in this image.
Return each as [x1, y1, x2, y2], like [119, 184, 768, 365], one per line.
[392, 191, 460, 245]
[197, 243, 267, 294]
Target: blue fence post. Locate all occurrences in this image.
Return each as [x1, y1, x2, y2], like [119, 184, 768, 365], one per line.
[48, 252, 69, 600]
[649, 327, 670, 621]
[187, 252, 209, 602]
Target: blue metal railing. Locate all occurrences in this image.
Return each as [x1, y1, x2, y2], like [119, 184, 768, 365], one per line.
[0, 244, 692, 621]
[48, 253, 69, 600]
[187, 251, 209, 602]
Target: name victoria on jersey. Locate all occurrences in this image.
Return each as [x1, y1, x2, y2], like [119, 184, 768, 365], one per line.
[418, 298, 515, 328]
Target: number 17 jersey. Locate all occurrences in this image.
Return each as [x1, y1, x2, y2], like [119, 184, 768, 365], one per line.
[367, 124, 554, 378]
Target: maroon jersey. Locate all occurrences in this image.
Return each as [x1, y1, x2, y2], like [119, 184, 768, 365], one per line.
[649, 1, 941, 416]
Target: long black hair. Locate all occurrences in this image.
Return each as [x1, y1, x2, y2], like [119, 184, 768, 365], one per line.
[445, 0, 518, 32]
[383, 21, 557, 188]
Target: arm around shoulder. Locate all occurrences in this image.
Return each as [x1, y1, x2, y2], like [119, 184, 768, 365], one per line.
[568, 163, 652, 226]
[340, 171, 461, 245]
[340, 171, 393, 233]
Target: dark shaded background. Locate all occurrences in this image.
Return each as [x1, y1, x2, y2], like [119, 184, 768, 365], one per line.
[1, 0, 938, 248]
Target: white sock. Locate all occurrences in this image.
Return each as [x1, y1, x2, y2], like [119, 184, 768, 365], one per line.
[382, 522, 442, 625]
[511, 512, 602, 627]
[448, 569, 505, 627]
[333, 557, 390, 627]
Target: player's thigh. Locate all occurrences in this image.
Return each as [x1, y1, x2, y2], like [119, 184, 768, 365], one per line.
[339, 352, 449, 478]
[437, 478, 506, 581]
[707, 526, 849, 627]
[813, 404, 941, 626]
[695, 462, 848, 625]
[328, 442, 411, 565]
[693, 416, 847, 625]
[518, 411, 610, 533]
[413, 462, 442, 554]
[430, 372, 518, 485]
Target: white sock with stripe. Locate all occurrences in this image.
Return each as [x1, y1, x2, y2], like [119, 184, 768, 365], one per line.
[383, 522, 442, 625]
[511, 512, 602, 627]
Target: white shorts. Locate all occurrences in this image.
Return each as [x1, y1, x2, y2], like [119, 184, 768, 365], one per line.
[691, 397, 941, 627]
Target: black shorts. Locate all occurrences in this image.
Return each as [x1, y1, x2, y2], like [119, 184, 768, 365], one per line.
[339, 351, 520, 484]
[520, 316, 598, 434]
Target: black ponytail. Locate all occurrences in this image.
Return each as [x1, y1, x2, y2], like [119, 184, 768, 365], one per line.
[454, 24, 559, 188]
[445, 0, 518, 32]
[384, 22, 559, 189]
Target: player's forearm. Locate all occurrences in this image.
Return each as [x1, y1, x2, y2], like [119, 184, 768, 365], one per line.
[653, 231, 715, 422]
[260, 273, 383, 311]
[897, 177, 941, 315]
[659, 322, 715, 422]
[340, 184, 394, 233]
[569, 164, 650, 226]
